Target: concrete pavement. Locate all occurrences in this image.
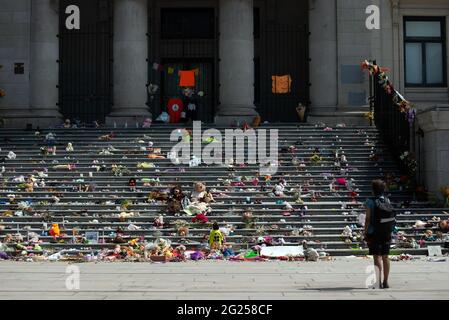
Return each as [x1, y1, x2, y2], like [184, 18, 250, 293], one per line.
[0, 258, 448, 300]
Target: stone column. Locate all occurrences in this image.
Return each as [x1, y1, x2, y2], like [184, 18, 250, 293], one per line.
[215, 0, 258, 126]
[30, 0, 63, 127]
[416, 107, 449, 195]
[106, 0, 151, 126]
[308, 0, 338, 113]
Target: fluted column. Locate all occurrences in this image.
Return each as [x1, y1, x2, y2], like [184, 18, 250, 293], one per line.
[308, 0, 338, 112]
[30, 0, 63, 127]
[106, 0, 151, 126]
[215, 0, 258, 125]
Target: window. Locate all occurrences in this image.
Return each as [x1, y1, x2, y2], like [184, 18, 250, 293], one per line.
[161, 8, 215, 39]
[404, 17, 447, 87]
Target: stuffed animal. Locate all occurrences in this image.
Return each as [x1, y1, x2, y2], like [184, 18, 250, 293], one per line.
[153, 215, 164, 228]
[148, 190, 169, 202]
[142, 118, 152, 128]
[66, 143, 74, 152]
[99, 133, 115, 141]
[191, 182, 207, 201]
[273, 180, 287, 197]
[49, 223, 60, 237]
[118, 211, 137, 222]
[192, 213, 209, 224]
[7, 151, 16, 160]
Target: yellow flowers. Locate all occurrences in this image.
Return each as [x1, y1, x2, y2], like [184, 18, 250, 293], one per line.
[364, 111, 374, 120]
[310, 154, 323, 164]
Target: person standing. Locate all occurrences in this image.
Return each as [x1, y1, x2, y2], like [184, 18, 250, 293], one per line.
[364, 179, 396, 289]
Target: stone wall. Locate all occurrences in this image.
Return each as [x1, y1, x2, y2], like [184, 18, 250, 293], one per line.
[416, 107, 449, 196]
[336, 0, 394, 109]
[0, 0, 31, 118]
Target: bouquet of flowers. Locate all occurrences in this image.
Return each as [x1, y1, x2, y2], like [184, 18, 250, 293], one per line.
[310, 154, 323, 164]
[363, 111, 374, 121]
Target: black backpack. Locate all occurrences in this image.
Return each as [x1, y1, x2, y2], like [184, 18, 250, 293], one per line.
[373, 197, 396, 242]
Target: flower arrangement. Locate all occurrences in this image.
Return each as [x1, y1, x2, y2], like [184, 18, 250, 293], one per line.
[310, 154, 323, 164]
[363, 111, 374, 121]
[361, 60, 416, 124]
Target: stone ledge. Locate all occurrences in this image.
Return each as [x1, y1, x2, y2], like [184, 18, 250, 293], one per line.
[417, 106, 449, 132]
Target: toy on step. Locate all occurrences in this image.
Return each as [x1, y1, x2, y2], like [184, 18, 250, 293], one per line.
[44, 132, 56, 146]
[172, 245, 187, 262]
[422, 230, 437, 242]
[98, 132, 115, 141]
[142, 118, 152, 128]
[49, 223, 60, 238]
[167, 185, 184, 214]
[173, 220, 189, 236]
[439, 220, 449, 232]
[272, 179, 287, 197]
[191, 182, 207, 202]
[66, 143, 74, 152]
[349, 190, 359, 203]
[340, 153, 348, 166]
[25, 178, 34, 193]
[192, 213, 209, 224]
[128, 178, 137, 192]
[7, 151, 16, 160]
[153, 215, 164, 228]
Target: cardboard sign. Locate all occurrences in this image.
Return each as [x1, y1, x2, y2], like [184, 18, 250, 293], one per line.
[260, 246, 304, 258]
[428, 245, 442, 257]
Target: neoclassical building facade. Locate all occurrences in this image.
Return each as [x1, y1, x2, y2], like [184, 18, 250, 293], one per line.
[0, 0, 448, 127]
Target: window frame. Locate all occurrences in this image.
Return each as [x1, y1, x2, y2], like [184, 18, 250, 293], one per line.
[403, 16, 447, 88]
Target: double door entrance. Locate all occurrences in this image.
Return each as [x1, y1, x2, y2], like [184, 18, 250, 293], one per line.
[158, 60, 215, 123]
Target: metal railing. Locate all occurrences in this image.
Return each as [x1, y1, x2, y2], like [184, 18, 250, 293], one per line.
[370, 61, 415, 175]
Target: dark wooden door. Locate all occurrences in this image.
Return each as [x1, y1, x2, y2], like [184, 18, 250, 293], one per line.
[160, 59, 215, 123]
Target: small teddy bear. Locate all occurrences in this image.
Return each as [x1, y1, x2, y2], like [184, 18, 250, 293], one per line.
[66, 142, 74, 152]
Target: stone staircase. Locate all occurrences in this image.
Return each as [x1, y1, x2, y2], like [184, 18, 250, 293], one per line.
[0, 124, 447, 257]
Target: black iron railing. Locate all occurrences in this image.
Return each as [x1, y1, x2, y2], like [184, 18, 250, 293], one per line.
[369, 61, 415, 174]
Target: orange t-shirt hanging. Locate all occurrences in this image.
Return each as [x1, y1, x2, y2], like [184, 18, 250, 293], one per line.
[179, 70, 196, 87]
[272, 75, 292, 94]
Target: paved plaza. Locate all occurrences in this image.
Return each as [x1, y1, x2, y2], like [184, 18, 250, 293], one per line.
[0, 258, 448, 300]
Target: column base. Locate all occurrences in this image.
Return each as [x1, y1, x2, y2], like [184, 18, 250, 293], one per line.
[214, 115, 261, 126]
[105, 108, 152, 127]
[0, 108, 63, 129]
[214, 104, 259, 126]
